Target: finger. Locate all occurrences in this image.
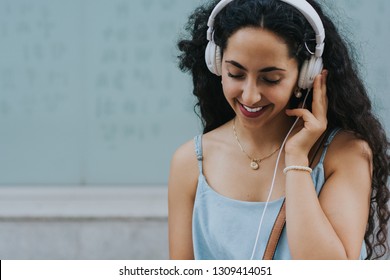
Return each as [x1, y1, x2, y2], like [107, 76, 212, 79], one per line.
[285, 108, 317, 124]
[286, 108, 326, 132]
[321, 70, 329, 108]
[311, 71, 328, 121]
[321, 70, 328, 99]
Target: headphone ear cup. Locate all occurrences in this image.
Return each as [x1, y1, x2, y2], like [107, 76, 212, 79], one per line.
[205, 41, 222, 76]
[298, 59, 309, 89]
[298, 56, 323, 89]
[214, 45, 222, 76]
[205, 42, 215, 74]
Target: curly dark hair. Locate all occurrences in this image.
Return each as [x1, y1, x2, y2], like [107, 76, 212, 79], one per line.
[177, 0, 389, 259]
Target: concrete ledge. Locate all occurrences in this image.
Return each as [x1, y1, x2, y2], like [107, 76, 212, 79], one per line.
[0, 186, 169, 259]
[0, 186, 168, 219]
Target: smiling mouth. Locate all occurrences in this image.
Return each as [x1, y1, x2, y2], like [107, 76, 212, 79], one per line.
[237, 100, 269, 118]
[242, 104, 263, 113]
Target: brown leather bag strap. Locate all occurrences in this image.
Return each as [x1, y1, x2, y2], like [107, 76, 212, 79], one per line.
[262, 199, 286, 260]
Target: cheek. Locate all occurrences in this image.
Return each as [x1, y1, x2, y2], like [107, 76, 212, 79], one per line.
[257, 86, 294, 111]
[263, 84, 295, 102]
[272, 74, 299, 103]
[221, 79, 240, 99]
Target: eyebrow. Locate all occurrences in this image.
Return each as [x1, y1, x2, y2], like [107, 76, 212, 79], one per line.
[225, 60, 286, 72]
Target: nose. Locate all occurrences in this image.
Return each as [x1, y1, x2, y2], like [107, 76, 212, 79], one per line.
[241, 77, 261, 106]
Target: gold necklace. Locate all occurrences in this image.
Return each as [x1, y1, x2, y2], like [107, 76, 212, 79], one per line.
[233, 119, 281, 170]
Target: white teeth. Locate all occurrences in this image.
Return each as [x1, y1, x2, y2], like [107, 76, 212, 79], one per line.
[243, 105, 263, 113]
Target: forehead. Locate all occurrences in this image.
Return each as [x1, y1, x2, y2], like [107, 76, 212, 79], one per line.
[224, 27, 294, 66]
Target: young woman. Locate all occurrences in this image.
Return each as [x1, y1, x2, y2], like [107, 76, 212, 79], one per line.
[168, 0, 389, 260]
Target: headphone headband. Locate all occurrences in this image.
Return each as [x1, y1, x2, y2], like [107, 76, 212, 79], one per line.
[206, 0, 234, 41]
[206, 0, 325, 57]
[280, 0, 325, 56]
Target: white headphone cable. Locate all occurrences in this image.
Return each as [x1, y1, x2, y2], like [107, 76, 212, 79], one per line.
[249, 89, 311, 260]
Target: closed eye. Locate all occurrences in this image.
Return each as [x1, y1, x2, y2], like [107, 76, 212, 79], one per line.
[263, 78, 281, 84]
[228, 72, 244, 79]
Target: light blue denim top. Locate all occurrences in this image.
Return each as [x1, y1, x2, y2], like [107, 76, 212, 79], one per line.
[192, 128, 367, 260]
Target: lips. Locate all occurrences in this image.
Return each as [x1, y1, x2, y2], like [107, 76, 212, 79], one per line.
[238, 101, 268, 118]
[242, 104, 263, 113]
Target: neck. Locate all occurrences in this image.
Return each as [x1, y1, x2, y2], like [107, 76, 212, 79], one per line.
[232, 116, 294, 154]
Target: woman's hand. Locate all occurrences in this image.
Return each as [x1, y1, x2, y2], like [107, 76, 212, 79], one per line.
[284, 70, 329, 164]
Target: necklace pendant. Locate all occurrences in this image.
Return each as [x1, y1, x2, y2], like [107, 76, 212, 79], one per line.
[250, 160, 259, 170]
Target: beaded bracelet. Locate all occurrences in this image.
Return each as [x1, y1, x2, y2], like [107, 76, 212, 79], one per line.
[283, 165, 313, 174]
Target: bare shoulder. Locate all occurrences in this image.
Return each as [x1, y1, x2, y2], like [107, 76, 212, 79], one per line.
[324, 129, 373, 181]
[169, 123, 230, 194]
[169, 138, 199, 196]
[171, 139, 199, 174]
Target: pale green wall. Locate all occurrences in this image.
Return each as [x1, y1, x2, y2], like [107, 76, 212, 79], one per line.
[0, 0, 389, 185]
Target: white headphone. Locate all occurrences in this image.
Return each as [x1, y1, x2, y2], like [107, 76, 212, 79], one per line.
[205, 0, 325, 90]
